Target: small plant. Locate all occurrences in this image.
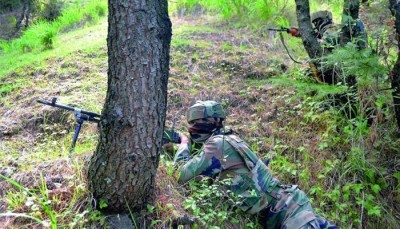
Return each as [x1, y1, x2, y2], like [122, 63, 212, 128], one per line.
[182, 177, 258, 228]
[41, 27, 57, 49]
[0, 174, 58, 228]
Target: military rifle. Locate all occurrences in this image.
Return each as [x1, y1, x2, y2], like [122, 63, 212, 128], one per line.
[37, 97, 101, 156]
[37, 97, 181, 156]
[268, 27, 303, 64]
[268, 27, 290, 32]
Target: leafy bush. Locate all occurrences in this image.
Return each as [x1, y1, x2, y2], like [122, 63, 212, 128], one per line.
[182, 178, 259, 228]
[41, 0, 64, 21]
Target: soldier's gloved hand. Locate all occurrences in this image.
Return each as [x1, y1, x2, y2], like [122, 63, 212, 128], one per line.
[288, 27, 301, 37]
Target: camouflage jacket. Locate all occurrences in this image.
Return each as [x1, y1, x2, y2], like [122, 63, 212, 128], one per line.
[173, 133, 327, 228]
[320, 19, 367, 50]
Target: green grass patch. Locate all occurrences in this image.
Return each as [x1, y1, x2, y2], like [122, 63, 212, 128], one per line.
[0, 19, 107, 78]
[172, 38, 212, 49]
[247, 76, 348, 100]
[0, 0, 107, 77]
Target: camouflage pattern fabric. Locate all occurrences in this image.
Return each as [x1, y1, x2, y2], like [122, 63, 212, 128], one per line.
[317, 19, 367, 51]
[320, 23, 341, 49]
[187, 101, 225, 123]
[311, 11, 332, 22]
[174, 133, 337, 229]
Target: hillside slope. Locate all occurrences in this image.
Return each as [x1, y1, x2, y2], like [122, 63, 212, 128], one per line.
[1, 13, 399, 228]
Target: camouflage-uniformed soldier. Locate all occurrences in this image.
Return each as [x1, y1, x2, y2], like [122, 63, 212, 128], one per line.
[290, 10, 367, 51]
[173, 101, 337, 229]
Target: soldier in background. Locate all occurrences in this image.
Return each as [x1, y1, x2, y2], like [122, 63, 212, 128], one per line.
[289, 10, 367, 52]
[173, 100, 337, 229]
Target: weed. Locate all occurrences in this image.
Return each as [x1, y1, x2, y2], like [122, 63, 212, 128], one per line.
[0, 174, 58, 228]
[41, 27, 57, 49]
[182, 178, 258, 228]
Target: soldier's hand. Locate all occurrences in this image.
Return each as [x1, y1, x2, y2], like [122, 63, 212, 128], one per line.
[179, 133, 190, 145]
[288, 27, 301, 37]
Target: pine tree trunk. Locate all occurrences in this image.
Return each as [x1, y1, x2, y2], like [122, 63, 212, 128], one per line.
[88, 0, 172, 213]
[294, 0, 323, 59]
[295, 0, 329, 83]
[389, 0, 400, 129]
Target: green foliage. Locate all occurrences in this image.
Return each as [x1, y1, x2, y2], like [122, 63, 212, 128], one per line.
[183, 178, 258, 228]
[170, 0, 296, 25]
[41, 26, 58, 49]
[321, 46, 387, 86]
[41, 0, 64, 21]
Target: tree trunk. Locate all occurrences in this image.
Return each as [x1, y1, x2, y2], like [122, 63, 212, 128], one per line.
[15, 0, 27, 32]
[389, 0, 400, 129]
[24, 0, 31, 29]
[294, 0, 323, 59]
[295, 0, 327, 83]
[88, 0, 172, 213]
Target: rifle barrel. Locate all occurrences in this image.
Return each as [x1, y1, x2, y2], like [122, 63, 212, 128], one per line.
[268, 28, 288, 32]
[37, 99, 102, 118]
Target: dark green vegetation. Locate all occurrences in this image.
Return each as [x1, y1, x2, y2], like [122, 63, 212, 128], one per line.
[1, 0, 399, 228]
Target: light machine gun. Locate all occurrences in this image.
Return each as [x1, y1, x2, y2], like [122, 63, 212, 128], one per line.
[37, 97, 101, 156]
[37, 97, 181, 155]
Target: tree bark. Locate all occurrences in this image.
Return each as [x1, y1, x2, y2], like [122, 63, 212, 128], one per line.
[389, 0, 400, 129]
[294, 0, 323, 59]
[295, 0, 328, 83]
[15, 0, 27, 32]
[88, 0, 172, 213]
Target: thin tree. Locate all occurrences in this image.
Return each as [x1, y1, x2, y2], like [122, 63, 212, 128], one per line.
[294, 0, 324, 82]
[88, 0, 172, 213]
[15, 0, 32, 32]
[389, 0, 400, 129]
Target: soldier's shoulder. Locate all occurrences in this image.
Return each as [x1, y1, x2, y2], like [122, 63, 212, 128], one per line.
[206, 134, 225, 143]
[206, 133, 241, 143]
[325, 23, 340, 31]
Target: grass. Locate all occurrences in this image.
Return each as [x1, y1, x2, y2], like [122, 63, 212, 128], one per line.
[0, 0, 107, 78]
[0, 20, 107, 78]
[247, 75, 348, 100]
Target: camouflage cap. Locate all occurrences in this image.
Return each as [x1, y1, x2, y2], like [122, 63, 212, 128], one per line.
[187, 101, 226, 123]
[311, 10, 332, 22]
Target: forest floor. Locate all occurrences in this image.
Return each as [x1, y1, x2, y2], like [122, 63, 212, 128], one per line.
[0, 12, 398, 228]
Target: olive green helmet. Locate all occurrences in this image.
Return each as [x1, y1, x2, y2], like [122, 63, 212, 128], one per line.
[187, 101, 226, 123]
[311, 10, 332, 22]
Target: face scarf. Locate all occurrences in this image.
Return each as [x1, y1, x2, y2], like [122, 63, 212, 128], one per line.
[188, 119, 223, 143]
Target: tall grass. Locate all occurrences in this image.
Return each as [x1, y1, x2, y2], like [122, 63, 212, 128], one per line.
[0, 0, 107, 52]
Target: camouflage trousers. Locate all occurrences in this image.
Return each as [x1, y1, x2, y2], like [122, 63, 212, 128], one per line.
[259, 185, 337, 229]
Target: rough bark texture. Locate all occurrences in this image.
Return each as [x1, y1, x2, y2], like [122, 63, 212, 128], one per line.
[15, 0, 29, 31]
[340, 0, 360, 45]
[389, 0, 400, 129]
[294, 0, 323, 59]
[88, 0, 172, 212]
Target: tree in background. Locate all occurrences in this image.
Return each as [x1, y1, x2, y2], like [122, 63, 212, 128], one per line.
[389, 0, 400, 129]
[88, 0, 172, 213]
[0, 0, 21, 13]
[294, 0, 324, 82]
[15, 0, 33, 31]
